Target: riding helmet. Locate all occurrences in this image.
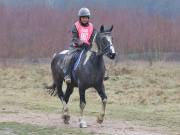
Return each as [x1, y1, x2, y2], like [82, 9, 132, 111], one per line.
[78, 7, 91, 18]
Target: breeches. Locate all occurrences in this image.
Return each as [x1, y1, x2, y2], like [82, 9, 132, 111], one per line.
[63, 49, 81, 74]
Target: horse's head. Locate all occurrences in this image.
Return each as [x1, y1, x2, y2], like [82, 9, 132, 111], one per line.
[95, 25, 116, 59]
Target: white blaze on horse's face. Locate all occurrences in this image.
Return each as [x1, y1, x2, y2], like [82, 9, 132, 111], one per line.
[106, 36, 112, 45]
[110, 45, 115, 53]
[106, 35, 115, 54]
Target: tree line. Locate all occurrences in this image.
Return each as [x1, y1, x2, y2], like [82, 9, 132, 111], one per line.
[0, 4, 180, 58]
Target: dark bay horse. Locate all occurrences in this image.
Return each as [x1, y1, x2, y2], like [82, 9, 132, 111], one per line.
[47, 25, 116, 128]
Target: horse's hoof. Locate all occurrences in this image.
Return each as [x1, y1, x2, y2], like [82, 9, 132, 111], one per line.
[104, 76, 109, 81]
[64, 119, 69, 124]
[62, 114, 70, 124]
[79, 121, 87, 128]
[97, 115, 104, 124]
[79, 118, 87, 128]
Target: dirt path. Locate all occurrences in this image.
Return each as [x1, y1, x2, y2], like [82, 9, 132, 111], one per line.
[0, 113, 165, 135]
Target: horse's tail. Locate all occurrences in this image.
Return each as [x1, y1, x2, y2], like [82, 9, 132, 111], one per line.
[45, 82, 57, 96]
[46, 51, 65, 97]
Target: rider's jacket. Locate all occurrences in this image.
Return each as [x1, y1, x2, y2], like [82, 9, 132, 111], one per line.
[70, 21, 96, 48]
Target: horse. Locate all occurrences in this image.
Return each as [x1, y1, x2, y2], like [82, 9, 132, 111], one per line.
[47, 25, 116, 128]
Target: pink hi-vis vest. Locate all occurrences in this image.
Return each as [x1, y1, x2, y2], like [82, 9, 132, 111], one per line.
[75, 21, 93, 45]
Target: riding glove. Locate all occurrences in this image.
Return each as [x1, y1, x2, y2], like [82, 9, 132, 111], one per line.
[82, 43, 89, 50]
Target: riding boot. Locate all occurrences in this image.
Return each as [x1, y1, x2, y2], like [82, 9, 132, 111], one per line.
[63, 55, 72, 84]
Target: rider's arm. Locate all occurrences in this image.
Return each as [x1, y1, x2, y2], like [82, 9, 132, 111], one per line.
[71, 25, 83, 47]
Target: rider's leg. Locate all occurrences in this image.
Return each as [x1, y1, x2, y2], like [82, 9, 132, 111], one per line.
[63, 54, 73, 84]
[63, 48, 78, 84]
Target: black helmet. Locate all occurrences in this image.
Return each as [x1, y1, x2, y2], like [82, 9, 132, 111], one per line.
[78, 7, 91, 18]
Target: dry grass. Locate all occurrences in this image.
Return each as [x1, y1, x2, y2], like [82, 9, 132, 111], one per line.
[106, 61, 180, 105]
[0, 61, 180, 134]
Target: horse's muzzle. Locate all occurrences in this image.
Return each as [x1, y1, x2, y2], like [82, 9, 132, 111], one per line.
[108, 52, 116, 59]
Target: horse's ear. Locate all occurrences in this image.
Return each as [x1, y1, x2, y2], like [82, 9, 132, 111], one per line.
[100, 25, 104, 33]
[109, 25, 113, 32]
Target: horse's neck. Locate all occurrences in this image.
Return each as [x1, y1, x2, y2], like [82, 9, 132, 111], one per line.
[82, 46, 104, 67]
[81, 33, 104, 66]
[81, 52, 104, 72]
[90, 39, 99, 53]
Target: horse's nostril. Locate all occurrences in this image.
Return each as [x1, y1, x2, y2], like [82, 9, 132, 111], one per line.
[106, 52, 116, 59]
[111, 53, 116, 59]
[114, 53, 116, 57]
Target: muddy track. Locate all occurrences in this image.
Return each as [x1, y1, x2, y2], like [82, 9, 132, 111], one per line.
[0, 113, 165, 135]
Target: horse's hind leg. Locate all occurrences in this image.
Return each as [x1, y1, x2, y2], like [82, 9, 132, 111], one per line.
[95, 83, 107, 124]
[56, 80, 69, 124]
[62, 84, 74, 124]
[56, 80, 64, 101]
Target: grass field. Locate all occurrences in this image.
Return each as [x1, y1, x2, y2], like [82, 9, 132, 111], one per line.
[0, 61, 180, 135]
[0, 122, 88, 135]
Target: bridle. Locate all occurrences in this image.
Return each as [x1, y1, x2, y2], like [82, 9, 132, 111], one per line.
[89, 31, 113, 56]
[99, 32, 113, 55]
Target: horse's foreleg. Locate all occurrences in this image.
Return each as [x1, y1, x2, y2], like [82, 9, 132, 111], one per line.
[97, 98, 107, 124]
[79, 86, 87, 128]
[95, 84, 107, 124]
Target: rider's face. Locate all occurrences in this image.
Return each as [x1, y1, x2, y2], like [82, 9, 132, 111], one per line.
[80, 16, 89, 24]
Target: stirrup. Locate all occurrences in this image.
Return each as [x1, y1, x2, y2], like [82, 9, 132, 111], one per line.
[104, 72, 109, 81]
[104, 76, 109, 81]
[64, 75, 71, 84]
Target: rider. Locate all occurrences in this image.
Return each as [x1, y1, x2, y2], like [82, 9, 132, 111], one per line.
[63, 7, 96, 84]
